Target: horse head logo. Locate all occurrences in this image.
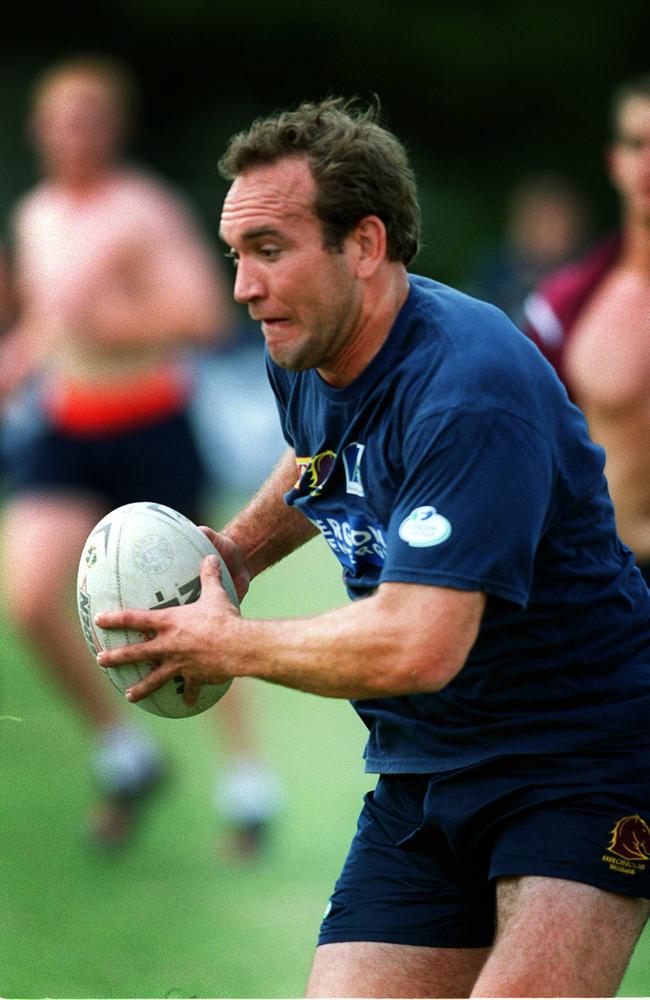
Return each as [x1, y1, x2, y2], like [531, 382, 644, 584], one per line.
[607, 815, 650, 861]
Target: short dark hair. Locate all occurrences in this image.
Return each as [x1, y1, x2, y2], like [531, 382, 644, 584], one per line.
[218, 97, 421, 265]
[609, 72, 650, 139]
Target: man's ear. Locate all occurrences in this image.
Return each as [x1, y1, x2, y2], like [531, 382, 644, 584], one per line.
[353, 215, 387, 278]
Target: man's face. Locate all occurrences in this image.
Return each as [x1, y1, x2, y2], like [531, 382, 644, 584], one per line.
[32, 71, 124, 183]
[219, 157, 362, 374]
[609, 96, 650, 222]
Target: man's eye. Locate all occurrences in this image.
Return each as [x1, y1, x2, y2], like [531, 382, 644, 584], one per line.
[618, 136, 648, 151]
[224, 249, 239, 267]
[260, 246, 281, 260]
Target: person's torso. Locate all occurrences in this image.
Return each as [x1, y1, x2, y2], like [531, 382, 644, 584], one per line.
[268, 275, 650, 771]
[14, 168, 191, 432]
[564, 266, 650, 559]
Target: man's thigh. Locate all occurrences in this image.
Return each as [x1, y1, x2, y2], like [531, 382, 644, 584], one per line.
[309, 776, 494, 997]
[472, 875, 649, 998]
[306, 878, 649, 999]
[306, 940, 489, 999]
[311, 753, 650, 997]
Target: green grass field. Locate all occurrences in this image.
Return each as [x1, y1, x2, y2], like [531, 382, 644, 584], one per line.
[0, 518, 648, 999]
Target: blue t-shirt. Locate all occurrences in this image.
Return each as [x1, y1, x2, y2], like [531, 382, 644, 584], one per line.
[266, 274, 650, 772]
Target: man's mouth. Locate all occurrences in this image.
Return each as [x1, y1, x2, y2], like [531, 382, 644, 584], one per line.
[258, 316, 293, 332]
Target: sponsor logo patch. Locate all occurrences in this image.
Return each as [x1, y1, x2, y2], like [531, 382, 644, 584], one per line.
[342, 442, 365, 497]
[310, 514, 387, 571]
[602, 814, 650, 876]
[398, 505, 451, 548]
[295, 450, 337, 495]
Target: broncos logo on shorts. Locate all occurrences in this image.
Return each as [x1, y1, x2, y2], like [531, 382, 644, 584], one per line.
[607, 814, 650, 861]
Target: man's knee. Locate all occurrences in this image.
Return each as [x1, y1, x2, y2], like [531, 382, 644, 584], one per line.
[5, 584, 49, 638]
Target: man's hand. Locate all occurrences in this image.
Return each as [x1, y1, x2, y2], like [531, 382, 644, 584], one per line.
[95, 554, 242, 708]
[197, 525, 251, 602]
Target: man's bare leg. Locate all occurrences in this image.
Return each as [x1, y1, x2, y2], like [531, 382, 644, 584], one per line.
[1, 494, 165, 846]
[1, 494, 117, 726]
[471, 875, 649, 998]
[306, 940, 490, 999]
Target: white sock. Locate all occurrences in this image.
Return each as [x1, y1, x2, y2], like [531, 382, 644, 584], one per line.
[216, 755, 285, 825]
[91, 722, 162, 794]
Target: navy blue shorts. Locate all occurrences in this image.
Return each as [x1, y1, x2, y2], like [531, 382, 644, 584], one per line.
[318, 745, 650, 949]
[2, 405, 206, 521]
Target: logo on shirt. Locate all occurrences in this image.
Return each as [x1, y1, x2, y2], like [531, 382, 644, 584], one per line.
[398, 506, 451, 547]
[601, 814, 650, 876]
[342, 442, 365, 497]
[295, 450, 336, 495]
[310, 514, 387, 571]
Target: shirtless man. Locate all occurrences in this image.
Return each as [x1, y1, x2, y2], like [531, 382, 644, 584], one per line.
[524, 73, 650, 583]
[0, 55, 282, 851]
[0, 243, 12, 330]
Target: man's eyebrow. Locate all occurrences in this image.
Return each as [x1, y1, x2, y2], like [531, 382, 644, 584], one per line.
[218, 225, 285, 243]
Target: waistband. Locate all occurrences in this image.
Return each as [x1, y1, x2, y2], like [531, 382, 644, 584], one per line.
[43, 365, 190, 435]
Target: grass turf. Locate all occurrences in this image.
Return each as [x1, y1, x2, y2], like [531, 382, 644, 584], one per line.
[0, 521, 648, 999]
[0, 528, 371, 999]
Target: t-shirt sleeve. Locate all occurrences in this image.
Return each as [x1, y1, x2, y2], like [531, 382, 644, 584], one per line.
[380, 405, 554, 606]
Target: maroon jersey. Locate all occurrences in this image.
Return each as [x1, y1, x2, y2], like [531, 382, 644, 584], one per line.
[522, 233, 622, 391]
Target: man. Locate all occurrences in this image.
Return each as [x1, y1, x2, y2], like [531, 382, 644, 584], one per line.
[463, 172, 590, 329]
[523, 73, 650, 585]
[95, 98, 650, 997]
[0, 55, 282, 854]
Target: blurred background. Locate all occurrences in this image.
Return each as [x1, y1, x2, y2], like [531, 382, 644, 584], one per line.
[2, 0, 649, 287]
[1, 2, 650, 998]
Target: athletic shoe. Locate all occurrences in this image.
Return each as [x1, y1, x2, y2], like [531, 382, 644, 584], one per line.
[215, 756, 285, 862]
[86, 723, 167, 850]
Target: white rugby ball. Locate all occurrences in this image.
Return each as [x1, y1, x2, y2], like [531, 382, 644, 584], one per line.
[76, 501, 238, 718]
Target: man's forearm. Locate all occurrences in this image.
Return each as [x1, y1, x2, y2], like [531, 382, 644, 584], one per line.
[223, 581, 484, 700]
[222, 447, 319, 579]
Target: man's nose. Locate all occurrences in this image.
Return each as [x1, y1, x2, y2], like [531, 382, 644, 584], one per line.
[233, 259, 266, 304]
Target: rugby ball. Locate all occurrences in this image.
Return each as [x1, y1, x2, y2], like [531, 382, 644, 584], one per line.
[76, 501, 238, 718]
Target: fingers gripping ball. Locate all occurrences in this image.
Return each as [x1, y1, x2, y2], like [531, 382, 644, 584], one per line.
[77, 501, 238, 718]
